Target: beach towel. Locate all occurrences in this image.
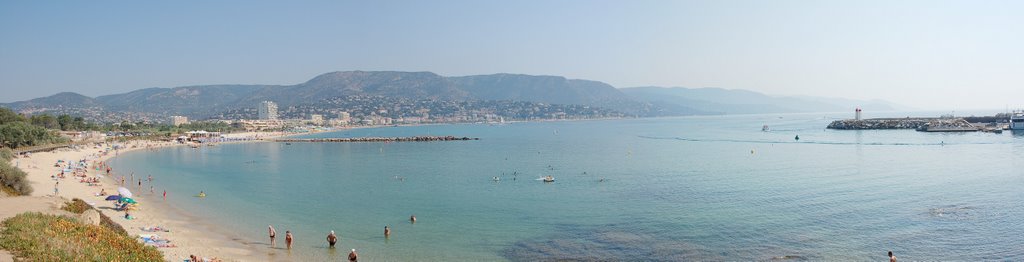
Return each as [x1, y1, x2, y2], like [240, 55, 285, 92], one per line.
[140, 226, 170, 232]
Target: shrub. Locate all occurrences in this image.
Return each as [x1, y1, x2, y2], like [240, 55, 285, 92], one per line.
[0, 161, 32, 196]
[62, 198, 91, 214]
[0, 212, 163, 261]
[0, 148, 13, 161]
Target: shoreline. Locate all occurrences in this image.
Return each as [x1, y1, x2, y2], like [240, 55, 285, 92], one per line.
[6, 120, 604, 261]
[13, 131, 296, 261]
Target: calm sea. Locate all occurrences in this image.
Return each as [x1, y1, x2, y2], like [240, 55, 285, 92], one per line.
[110, 112, 1024, 261]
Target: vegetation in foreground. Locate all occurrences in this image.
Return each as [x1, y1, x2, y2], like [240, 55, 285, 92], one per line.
[0, 212, 162, 261]
[0, 148, 32, 196]
[62, 198, 129, 235]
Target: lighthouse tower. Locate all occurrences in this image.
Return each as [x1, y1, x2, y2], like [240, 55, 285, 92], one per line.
[855, 107, 862, 120]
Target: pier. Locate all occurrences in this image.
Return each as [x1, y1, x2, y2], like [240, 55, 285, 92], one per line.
[274, 135, 479, 143]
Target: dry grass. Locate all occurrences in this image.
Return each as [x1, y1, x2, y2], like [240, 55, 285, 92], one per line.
[62, 198, 129, 236]
[0, 212, 163, 261]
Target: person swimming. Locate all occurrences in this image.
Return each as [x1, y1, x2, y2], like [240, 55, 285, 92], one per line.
[410, 215, 417, 224]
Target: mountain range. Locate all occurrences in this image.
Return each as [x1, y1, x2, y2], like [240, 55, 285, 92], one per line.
[1, 71, 900, 121]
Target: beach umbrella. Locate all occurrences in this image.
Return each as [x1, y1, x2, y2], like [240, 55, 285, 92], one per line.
[121, 198, 137, 204]
[105, 195, 121, 201]
[117, 187, 133, 198]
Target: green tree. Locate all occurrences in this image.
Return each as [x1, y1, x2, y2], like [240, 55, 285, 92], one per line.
[0, 121, 65, 148]
[0, 108, 26, 125]
[30, 114, 60, 130]
[118, 121, 134, 132]
[72, 117, 86, 131]
[57, 114, 73, 131]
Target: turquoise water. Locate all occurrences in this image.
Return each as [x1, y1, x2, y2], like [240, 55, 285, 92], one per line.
[111, 113, 1024, 261]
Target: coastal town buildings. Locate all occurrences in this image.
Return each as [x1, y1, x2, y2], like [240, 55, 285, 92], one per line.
[171, 115, 189, 126]
[338, 112, 351, 123]
[258, 101, 278, 120]
[309, 114, 324, 125]
[234, 119, 283, 131]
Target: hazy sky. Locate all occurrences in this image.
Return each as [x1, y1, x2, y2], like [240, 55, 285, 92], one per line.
[2, 1, 1022, 109]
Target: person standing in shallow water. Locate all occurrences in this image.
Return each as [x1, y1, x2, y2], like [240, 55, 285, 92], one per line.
[327, 231, 338, 248]
[410, 215, 416, 224]
[888, 251, 897, 262]
[268, 225, 276, 246]
[285, 231, 293, 249]
[384, 226, 390, 238]
[348, 249, 358, 262]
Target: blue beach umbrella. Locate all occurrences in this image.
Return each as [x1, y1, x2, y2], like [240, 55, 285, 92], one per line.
[105, 195, 121, 201]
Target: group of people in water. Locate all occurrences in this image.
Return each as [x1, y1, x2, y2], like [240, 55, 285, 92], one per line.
[266, 215, 415, 261]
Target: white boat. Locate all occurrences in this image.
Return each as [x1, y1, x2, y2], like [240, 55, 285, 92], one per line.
[1011, 110, 1024, 130]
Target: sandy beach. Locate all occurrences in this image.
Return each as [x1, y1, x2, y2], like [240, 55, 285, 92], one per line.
[5, 131, 299, 261]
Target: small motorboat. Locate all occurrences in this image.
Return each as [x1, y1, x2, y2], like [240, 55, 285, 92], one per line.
[543, 176, 555, 182]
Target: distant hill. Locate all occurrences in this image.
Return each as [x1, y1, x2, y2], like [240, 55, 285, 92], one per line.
[95, 85, 273, 116]
[620, 86, 899, 114]
[237, 71, 469, 107]
[0, 71, 904, 122]
[5, 92, 102, 111]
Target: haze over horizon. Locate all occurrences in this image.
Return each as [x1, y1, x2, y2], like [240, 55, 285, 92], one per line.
[2, 1, 1022, 110]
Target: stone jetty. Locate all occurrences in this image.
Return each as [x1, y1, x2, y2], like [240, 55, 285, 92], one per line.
[915, 119, 978, 132]
[827, 118, 978, 132]
[827, 118, 933, 130]
[275, 135, 478, 143]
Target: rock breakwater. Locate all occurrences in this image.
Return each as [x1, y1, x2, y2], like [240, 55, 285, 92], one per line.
[827, 118, 977, 132]
[826, 118, 933, 130]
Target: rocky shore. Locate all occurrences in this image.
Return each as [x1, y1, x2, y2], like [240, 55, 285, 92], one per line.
[915, 119, 978, 132]
[274, 135, 479, 143]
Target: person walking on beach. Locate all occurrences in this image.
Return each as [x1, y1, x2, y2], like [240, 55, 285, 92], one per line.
[285, 230, 293, 249]
[888, 251, 897, 262]
[54, 181, 59, 196]
[348, 249, 358, 262]
[327, 231, 338, 248]
[268, 225, 276, 246]
[163, 190, 167, 200]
